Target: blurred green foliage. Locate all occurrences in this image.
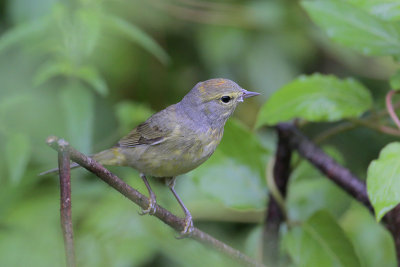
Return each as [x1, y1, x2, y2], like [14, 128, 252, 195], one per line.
[0, 0, 399, 266]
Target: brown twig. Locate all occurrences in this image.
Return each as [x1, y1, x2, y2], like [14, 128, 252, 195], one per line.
[263, 127, 292, 265]
[58, 140, 76, 267]
[313, 122, 356, 144]
[46, 136, 265, 267]
[386, 90, 400, 130]
[349, 118, 400, 137]
[384, 205, 400, 264]
[313, 101, 400, 145]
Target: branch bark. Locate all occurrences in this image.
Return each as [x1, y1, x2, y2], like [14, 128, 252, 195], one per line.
[263, 126, 293, 265]
[276, 123, 372, 211]
[58, 140, 76, 267]
[46, 136, 265, 267]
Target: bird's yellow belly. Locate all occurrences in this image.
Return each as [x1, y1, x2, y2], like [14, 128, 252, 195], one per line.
[121, 134, 221, 177]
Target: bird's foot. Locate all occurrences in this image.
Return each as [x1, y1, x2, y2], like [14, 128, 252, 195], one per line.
[176, 214, 194, 239]
[139, 193, 157, 215]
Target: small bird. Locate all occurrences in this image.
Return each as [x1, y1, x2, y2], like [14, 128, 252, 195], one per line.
[41, 78, 259, 235]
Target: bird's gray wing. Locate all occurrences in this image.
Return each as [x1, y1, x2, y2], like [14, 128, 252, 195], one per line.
[116, 106, 175, 148]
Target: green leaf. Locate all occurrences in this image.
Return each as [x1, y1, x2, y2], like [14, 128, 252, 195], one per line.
[77, 187, 239, 267]
[5, 133, 31, 184]
[77, 191, 161, 267]
[0, 191, 64, 267]
[256, 74, 372, 126]
[283, 210, 361, 267]
[0, 17, 49, 54]
[75, 66, 108, 96]
[34, 62, 108, 96]
[390, 70, 400, 90]
[367, 142, 400, 221]
[301, 0, 400, 57]
[75, 8, 101, 57]
[184, 119, 270, 211]
[348, 0, 400, 21]
[114, 101, 154, 135]
[244, 226, 263, 260]
[341, 202, 397, 267]
[33, 61, 70, 87]
[288, 147, 351, 221]
[59, 83, 94, 154]
[101, 14, 170, 65]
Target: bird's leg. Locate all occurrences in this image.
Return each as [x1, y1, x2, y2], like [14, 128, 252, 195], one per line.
[139, 173, 157, 215]
[165, 177, 194, 237]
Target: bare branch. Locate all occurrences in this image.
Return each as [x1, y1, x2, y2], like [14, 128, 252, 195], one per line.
[46, 136, 265, 267]
[263, 127, 292, 265]
[58, 140, 76, 267]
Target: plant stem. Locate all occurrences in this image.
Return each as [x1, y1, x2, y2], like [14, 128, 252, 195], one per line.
[386, 90, 400, 130]
[58, 140, 76, 267]
[263, 127, 292, 265]
[349, 118, 400, 136]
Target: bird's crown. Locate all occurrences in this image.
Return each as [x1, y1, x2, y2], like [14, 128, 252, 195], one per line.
[193, 78, 244, 101]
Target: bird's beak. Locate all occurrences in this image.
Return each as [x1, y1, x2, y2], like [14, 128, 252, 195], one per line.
[242, 90, 260, 99]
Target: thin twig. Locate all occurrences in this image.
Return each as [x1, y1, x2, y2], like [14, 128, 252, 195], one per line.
[58, 140, 76, 267]
[263, 127, 292, 265]
[313, 122, 356, 144]
[376, 100, 400, 118]
[349, 118, 400, 136]
[265, 158, 287, 220]
[386, 90, 400, 130]
[313, 101, 400, 145]
[46, 136, 265, 267]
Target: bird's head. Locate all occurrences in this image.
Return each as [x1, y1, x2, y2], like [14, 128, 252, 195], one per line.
[181, 78, 260, 127]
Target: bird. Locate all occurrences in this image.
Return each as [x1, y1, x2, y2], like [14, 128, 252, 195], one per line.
[41, 78, 260, 236]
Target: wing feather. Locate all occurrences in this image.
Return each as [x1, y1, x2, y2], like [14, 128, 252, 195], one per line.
[116, 105, 176, 148]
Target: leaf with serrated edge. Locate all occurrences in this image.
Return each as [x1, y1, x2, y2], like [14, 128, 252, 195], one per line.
[301, 0, 400, 56]
[256, 74, 372, 126]
[367, 142, 400, 221]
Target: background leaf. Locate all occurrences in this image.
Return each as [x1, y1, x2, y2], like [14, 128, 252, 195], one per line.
[347, 0, 400, 22]
[183, 119, 270, 213]
[74, 66, 109, 96]
[5, 133, 31, 184]
[0, 18, 48, 53]
[302, 0, 400, 57]
[256, 74, 372, 126]
[59, 83, 94, 154]
[114, 101, 154, 135]
[287, 147, 351, 221]
[341, 202, 397, 267]
[283, 210, 361, 267]
[101, 14, 170, 65]
[367, 142, 400, 221]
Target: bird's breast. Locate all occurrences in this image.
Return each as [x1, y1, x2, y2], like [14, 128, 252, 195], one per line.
[121, 125, 224, 177]
[196, 127, 223, 159]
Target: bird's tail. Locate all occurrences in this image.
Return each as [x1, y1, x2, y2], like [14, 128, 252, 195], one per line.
[92, 148, 126, 166]
[39, 148, 125, 176]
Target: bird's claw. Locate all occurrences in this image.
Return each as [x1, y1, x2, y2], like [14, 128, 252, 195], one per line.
[139, 195, 157, 215]
[176, 215, 194, 239]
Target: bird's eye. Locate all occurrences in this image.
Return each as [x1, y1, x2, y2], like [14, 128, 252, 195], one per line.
[221, 96, 231, 103]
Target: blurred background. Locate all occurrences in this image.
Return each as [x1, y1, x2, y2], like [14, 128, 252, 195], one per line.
[0, 0, 398, 266]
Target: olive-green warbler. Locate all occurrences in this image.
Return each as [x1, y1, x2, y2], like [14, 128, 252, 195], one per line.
[41, 78, 259, 235]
